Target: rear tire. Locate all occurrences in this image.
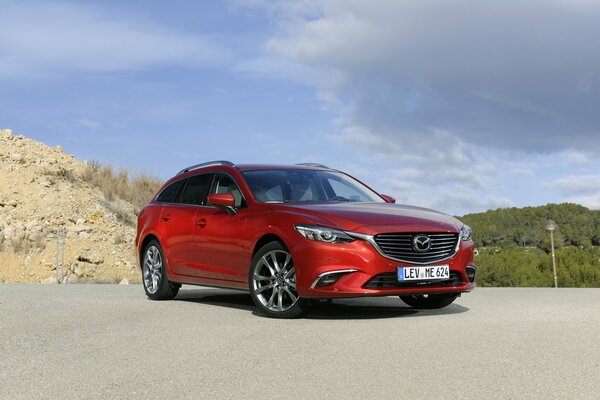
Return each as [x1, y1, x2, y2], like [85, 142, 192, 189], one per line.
[141, 240, 179, 300]
[400, 293, 458, 309]
[249, 241, 309, 318]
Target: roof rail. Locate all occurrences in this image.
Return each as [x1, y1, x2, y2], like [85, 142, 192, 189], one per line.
[295, 163, 330, 169]
[177, 160, 235, 175]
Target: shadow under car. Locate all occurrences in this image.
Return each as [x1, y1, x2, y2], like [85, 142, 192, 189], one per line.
[174, 287, 470, 320]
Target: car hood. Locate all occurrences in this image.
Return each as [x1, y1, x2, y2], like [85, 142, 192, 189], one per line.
[272, 202, 462, 234]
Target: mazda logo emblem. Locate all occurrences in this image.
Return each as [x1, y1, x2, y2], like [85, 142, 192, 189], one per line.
[412, 235, 431, 252]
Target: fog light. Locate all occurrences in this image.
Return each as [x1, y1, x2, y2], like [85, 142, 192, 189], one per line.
[315, 274, 343, 287]
[466, 267, 476, 283]
[311, 269, 358, 288]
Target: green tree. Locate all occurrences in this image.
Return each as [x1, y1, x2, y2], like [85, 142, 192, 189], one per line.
[461, 203, 600, 287]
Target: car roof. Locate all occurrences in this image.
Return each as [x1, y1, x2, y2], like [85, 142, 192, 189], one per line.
[170, 162, 336, 182]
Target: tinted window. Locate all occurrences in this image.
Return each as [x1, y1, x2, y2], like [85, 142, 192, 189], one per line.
[243, 170, 384, 203]
[180, 174, 213, 205]
[210, 174, 246, 208]
[156, 179, 185, 203]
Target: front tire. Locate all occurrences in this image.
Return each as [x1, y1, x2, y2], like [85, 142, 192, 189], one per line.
[400, 293, 458, 309]
[249, 242, 309, 318]
[142, 240, 179, 300]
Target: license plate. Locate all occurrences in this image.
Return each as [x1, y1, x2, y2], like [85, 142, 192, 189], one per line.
[397, 265, 450, 281]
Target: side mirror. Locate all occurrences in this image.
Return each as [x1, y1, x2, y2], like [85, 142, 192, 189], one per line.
[380, 194, 396, 203]
[207, 193, 236, 216]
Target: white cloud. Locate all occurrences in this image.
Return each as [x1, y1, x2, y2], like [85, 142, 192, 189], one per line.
[548, 174, 600, 210]
[511, 164, 536, 178]
[0, 1, 227, 79]
[558, 150, 594, 167]
[330, 126, 474, 166]
[379, 182, 514, 215]
[551, 175, 600, 195]
[429, 189, 514, 215]
[392, 168, 491, 188]
[76, 118, 100, 129]
[564, 194, 600, 210]
[328, 124, 493, 197]
[235, 0, 600, 213]
[240, 0, 600, 155]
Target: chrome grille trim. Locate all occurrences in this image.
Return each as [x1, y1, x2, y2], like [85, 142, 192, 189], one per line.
[346, 231, 460, 265]
[374, 233, 459, 264]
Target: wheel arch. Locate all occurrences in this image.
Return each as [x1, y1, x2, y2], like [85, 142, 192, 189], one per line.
[139, 234, 159, 269]
[252, 233, 288, 258]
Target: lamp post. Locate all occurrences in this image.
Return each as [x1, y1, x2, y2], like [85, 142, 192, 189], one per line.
[546, 219, 558, 288]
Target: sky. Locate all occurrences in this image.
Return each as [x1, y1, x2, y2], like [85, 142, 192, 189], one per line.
[1, 0, 599, 215]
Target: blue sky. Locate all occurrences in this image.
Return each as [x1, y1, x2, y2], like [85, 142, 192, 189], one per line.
[1, 0, 599, 215]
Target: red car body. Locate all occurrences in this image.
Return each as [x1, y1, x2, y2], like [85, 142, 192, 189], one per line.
[135, 163, 475, 305]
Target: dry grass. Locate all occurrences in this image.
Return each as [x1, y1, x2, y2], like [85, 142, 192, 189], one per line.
[102, 200, 135, 226]
[80, 160, 101, 182]
[10, 233, 26, 253]
[47, 167, 76, 182]
[81, 160, 163, 212]
[10, 233, 46, 254]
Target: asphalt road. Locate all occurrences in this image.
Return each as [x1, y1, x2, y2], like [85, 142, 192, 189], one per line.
[1, 285, 599, 400]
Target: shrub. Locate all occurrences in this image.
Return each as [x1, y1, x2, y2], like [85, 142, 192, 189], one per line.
[81, 160, 163, 212]
[101, 200, 135, 226]
[46, 167, 76, 182]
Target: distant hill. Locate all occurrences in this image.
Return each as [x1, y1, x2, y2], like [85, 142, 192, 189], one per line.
[461, 203, 600, 249]
[459, 204, 600, 287]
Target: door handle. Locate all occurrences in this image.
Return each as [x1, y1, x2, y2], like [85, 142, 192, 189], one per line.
[196, 218, 207, 228]
[161, 213, 171, 221]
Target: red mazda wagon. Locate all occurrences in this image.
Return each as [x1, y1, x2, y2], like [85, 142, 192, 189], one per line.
[136, 161, 475, 318]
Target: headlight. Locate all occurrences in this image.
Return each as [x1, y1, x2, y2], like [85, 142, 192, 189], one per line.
[460, 224, 472, 241]
[295, 224, 355, 243]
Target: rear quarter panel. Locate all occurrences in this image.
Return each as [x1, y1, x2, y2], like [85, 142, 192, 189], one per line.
[135, 204, 163, 267]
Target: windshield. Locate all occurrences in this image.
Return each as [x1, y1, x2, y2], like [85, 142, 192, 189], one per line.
[242, 169, 385, 203]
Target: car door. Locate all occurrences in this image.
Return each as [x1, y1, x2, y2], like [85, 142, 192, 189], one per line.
[194, 173, 251, 282]
[162, 174, 213, 278]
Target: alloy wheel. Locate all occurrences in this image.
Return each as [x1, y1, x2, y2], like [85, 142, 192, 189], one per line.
[143, 245, 162, 294]
[251, 250, 299, 312]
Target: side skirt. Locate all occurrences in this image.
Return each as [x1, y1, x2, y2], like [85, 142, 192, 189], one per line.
[168, 272, 249, 291]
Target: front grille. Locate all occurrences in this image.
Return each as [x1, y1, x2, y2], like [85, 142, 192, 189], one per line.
[373, 232, 459, 264]
[364, 271, 463, 289]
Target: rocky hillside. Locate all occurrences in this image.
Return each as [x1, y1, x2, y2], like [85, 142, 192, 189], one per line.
[0, 129, 144, 284]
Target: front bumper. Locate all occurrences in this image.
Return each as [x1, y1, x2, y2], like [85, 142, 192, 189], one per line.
[292, 237, 476, 298]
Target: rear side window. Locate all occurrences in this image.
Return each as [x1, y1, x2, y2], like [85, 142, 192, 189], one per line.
[156, 179, 185, 203]
[180, 174, 213, 205]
